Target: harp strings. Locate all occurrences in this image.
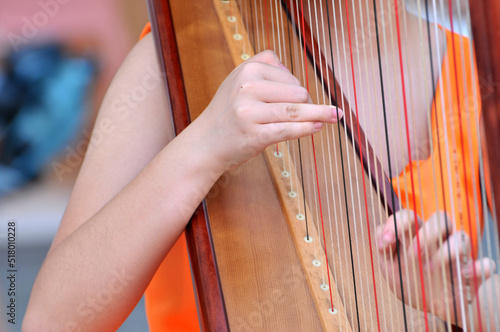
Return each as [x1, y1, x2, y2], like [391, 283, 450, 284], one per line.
[455, 5, 491, 326]
[452, 0, 485, 327]
[300, 0, 338, 311]
[354, 4, 387, 326]
[402, 5, 431, 328]
[320, 0, 360, 325]
[433, 0, 466, 324]
[320, 1, 354, 328]
[369, 0, 412, 329]
[359, 0, 395, 327]
[293, 0, 321, 267]
[446, 1, 484, 329]
[340, 0, 381, 330]
[320, 0, 370, 327]
[413, 1, 450, 329]
[255, 0, 332, 302]
[310, 0, 337, 295]
[392, 1, 432, 330]
[230, 0, 500, 330]
[435, 0, 469, 325]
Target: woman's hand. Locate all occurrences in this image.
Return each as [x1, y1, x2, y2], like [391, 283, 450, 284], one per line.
[376, 210, 497, 328]
[188, 50, 343, 173]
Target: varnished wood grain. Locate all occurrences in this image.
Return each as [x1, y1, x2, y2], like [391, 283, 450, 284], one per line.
[149, 0, 498, 330]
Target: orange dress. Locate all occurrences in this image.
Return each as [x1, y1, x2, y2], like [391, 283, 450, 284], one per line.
[392, 29, 483, 256]
[140, 22, 200, 332]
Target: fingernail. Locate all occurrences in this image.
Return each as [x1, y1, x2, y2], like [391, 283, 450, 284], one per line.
[426, 260, 434, 272]
[314, 122, 324, 130]
[279, 63, 290, 72]
[383, 231, 395, 244]
[413, 242, 420, 256]
[378, 231, 394, 250]
[332, 107, 344, 120]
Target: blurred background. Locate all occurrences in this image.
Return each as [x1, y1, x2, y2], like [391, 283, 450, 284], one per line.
[0, 0, 150, 330]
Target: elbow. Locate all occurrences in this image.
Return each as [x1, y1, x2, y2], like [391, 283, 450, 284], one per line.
[22, 314, 46, 332]
[22, 318, 39, 332]
[22, 303, 54, 332]
[22, 316, 43, 332]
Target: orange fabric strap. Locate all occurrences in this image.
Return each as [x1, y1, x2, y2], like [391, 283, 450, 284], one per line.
[140, 22, 151, 39]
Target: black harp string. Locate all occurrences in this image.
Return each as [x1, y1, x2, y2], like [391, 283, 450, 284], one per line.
[330, 0, 361, 326]
[315, 0, 350, 319]
[370, 0, 409, 330]
[346, 1, 381, 328]
[322, 1, 363, 330]
[313, 0, 347, 310]
[410, 1, 446, 330]
[383, 0, 420, 322]
[302, 0, 333, 298]
[360, 0, 394, 328]
[295, 0, 313, 243]
[283, 0, 310, 240]
[277, 0, 296, 196]
[340, 3, 371, 329]
[401, 4, 431, 325]
[306, 0, 329, 291]
[314, 4, 340, 293]
[362, 0, 396, 328]
[338, 0, 370, 328]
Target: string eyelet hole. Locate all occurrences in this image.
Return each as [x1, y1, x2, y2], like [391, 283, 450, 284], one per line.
[320, 283, 329, 291]
[312, 259, 321, 267]
[274, 151, 283, 158]
[241, 53, 250, 60]
[296, 213, 305, 220]
[288, 191, 297, 198]
[233, 34, 242, 41]
[328, 307, 338, 315]
[227, 15, 236, 22]
[304, 236, 313, 243]
[281, 170, 290, 177]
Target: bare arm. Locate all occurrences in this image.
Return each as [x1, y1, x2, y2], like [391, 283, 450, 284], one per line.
[23, 33, 342, 331]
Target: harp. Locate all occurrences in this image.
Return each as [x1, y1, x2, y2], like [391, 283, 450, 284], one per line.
[147, 0, 500, 330]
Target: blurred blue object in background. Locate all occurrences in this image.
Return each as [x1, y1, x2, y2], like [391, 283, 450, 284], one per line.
[0, 44, 96, 196]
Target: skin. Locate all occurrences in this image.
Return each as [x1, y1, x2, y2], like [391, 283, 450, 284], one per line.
[24, 1, 498, 330]
[22, 34, 342, 331]
[376, 210, 499, 330]
[331, 0, 500, 328]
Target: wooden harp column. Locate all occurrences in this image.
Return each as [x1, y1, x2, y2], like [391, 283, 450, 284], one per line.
[148, 0, 500, 331]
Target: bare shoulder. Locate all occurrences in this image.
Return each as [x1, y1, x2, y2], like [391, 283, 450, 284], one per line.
[50, 33, 174, 251]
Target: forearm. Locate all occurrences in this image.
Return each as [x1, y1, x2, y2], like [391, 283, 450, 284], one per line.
[23, 47, 336, 331]
[23, 125, 223, 331]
